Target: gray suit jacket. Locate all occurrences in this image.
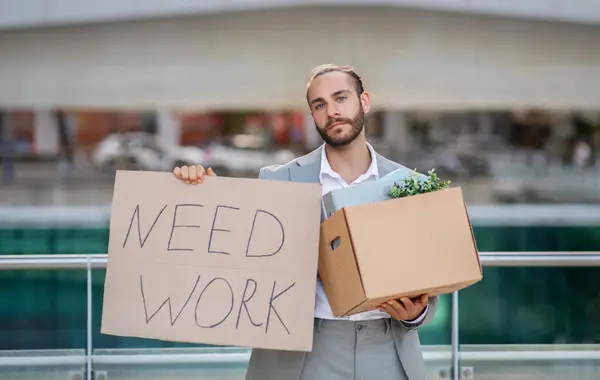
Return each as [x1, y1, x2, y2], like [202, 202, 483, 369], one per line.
[245, 144, 439, 380]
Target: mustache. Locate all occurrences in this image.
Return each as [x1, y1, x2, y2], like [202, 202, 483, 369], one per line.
[326, 117, 354, 130]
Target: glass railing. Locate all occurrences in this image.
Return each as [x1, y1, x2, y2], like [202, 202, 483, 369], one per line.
[2, 204, 600, 378]
[1, 251, 600, 380]
[0, 349, 86, 380]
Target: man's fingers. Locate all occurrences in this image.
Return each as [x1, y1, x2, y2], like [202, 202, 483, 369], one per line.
[386, 299, 409, 318]
[181, 166, 190, 183]
[206, 167, 216, 176]
[173, 167, 182, 179]
[189, 165, 198, 184]
[196, 165, 207, 182]
[378, 295, 429, 321]
[379, 303, 400, 320]
[174, 164, 211, 184]
[399, 297, 415, 310]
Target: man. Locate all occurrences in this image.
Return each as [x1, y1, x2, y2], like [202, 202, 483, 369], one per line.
[173, 64, 438, 380]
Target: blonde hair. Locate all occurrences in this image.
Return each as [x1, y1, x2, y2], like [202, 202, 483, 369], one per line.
[305, 64, 365, 103]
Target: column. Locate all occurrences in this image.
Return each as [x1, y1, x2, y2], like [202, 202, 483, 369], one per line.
[383, 110, 410, 160]
[1, 111, 14, 181]
[157, 108, 180, 148]
[34, 109, 60, 157]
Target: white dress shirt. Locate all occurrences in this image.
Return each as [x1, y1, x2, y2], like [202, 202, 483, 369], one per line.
[314, 143, 428, 324]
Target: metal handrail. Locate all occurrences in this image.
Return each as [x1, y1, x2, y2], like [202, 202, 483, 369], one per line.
[2, 348, 600, 367]
[1, 252, 600, 270]
[0, 254, 107, 270]
[90, 349, 600, 364]
[479, 251, 600, 267]
[0, 356, 86, 367]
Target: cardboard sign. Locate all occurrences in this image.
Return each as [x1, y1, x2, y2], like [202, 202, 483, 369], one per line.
[101, 171, 322, 352]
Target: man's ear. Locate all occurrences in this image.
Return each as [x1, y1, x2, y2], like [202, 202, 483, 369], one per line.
[360, 91, 371, 114]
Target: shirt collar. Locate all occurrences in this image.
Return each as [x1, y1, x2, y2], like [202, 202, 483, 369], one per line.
[319, 142, 379, 184]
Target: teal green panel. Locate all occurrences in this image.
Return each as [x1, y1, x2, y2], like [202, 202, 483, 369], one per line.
[459, 267, 600, 344]
[53, 228, 108, 254]
[0, 229, 19, 254]
[54, 238, 107, 254]
[16, 228, 53, 254]
[472, 226, 600, 252]
[0, 270, 87, 350]
[418, 294, 451, 345]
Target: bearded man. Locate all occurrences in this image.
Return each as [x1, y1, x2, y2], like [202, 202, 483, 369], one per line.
[174, 64, 438, 380]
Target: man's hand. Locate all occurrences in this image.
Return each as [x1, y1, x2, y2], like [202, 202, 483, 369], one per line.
[173, 165, 216, 184]
[378, 294, 429, 322]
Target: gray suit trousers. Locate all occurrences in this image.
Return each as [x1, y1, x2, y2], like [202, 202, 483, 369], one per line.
[245, 318, 427, 380]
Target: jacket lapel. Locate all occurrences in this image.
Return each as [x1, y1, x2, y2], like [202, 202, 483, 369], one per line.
[288, 144, 403, 183]
[289, 145, 322, 184]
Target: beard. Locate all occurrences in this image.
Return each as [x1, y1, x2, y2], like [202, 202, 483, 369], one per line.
[315, 106, 365, 147]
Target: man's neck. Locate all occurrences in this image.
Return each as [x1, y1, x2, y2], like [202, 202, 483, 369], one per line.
[324, 135, 372, 184]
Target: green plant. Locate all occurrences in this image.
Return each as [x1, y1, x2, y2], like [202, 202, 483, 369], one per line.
[388, 168, 451, 199]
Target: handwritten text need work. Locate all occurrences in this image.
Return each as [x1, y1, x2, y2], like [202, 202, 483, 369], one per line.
[121, 203, 286, 257]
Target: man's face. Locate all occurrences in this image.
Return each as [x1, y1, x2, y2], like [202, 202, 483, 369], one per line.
[307, 71, 369, 147]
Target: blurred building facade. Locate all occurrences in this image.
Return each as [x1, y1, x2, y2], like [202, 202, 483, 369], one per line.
[2, 3, 600, 109]
[1, 3, 600, 191]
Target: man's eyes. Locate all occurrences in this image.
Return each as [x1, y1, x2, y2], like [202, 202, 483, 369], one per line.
[314, 96, 346, 110]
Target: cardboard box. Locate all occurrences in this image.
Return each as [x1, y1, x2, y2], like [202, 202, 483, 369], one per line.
[321, 167, 423, 219]
[318, 187, 482, 317]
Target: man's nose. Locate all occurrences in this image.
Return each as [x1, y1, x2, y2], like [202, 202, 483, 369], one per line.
[327, 103, 341, 118]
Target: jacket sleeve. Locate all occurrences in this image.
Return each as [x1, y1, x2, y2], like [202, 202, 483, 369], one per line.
[399, 295, 439, 331]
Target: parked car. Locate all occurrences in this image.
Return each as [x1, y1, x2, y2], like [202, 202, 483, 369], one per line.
[91, 132, 206, 172]
[202, 134, 297, 176]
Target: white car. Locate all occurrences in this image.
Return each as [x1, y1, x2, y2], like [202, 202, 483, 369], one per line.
[202, 134, 297, 176]
[92, 132, 206, 172]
